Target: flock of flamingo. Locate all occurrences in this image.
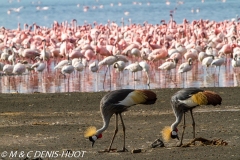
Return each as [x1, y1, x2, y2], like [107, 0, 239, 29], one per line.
[0, 15, 240, 93]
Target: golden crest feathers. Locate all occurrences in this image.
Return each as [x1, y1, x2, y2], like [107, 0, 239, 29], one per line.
[84, 126, 97, 137]
[161, 126, 172, 142]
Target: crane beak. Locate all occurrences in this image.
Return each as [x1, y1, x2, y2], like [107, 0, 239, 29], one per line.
[89, 136, 97, 147]
[176, 135, 179, 140]
[91, 141, 95, 147]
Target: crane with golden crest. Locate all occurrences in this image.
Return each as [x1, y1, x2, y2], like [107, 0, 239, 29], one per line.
[162, 88, 222, 146]
[84, 89, 157, 152]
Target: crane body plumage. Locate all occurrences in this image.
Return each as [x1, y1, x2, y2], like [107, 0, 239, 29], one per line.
[84, 89, 157, 152]
[162, 88, 222, 146]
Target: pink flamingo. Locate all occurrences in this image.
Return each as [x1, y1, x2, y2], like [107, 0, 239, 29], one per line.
[178, 58, 193, 88]
[147, 47, 168, 62]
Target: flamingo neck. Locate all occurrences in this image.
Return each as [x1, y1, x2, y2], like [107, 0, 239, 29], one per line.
[12, 59, 15, 65]
[43, 41, 46, 52]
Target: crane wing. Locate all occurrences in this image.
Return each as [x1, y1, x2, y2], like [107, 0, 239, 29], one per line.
[101, 89, 157, 107]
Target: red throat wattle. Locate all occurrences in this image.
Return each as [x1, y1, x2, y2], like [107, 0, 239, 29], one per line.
[97, 134, 102, 139]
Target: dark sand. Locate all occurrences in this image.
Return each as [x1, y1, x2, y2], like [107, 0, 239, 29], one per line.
[0, 87, 240, 160]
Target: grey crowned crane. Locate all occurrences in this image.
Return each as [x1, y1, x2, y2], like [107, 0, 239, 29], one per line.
[162, 88, 222, 146]
[84, 89, 157, 152]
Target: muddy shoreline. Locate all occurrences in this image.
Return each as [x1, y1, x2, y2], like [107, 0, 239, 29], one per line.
[0, 87, 240, 159]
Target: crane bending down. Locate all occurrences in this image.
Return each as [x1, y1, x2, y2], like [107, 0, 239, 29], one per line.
[84, 89, 157, 152]
[162, 88, 222, 146]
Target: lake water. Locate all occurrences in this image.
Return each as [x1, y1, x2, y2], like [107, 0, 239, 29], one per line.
[0, 0, 239, 29]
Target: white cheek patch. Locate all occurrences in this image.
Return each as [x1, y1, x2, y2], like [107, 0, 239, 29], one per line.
[92, 135, 97, 141]
[172, 131, 177, 136]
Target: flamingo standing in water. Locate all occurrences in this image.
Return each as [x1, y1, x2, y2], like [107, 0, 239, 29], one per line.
[3, 58, 14, 92]
[158, 58, 178, 85]
[60, 42, 74, 93]
[13, 60, 26, 75]
[113, 60, 126, 84]
[31, 56, 46, 84]
[88, 60, 99, 91]
[201, 55, 214, 73]
[211, 53, 226, 86]
[3, 50, 15, 75]
[98, 55, 119, 90]
[178, 58, 193, 88]
[61, 60, 74, 92]
[12, 60, 26, 93]
[31, 56, 46, 73]
[124, 61, 150, 88]
[231, 54, 240, 71]
[124, 62, 143, 85]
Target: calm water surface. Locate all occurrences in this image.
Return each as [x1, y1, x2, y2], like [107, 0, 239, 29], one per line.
[0, 0, 239, 29]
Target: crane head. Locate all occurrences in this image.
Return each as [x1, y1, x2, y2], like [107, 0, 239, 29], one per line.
[171, 130, 179, 140]
[89, 134, 102, 147]
[162, 126, 179, 141]
[84, 126, 102, 147]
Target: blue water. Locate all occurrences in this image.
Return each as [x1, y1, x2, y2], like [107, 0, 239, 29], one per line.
[0, 0, 239, 29]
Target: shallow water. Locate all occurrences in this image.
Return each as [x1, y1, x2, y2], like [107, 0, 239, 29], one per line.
[0, 59, 239, 93]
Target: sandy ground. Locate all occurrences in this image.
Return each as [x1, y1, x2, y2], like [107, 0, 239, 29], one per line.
[0, 87, 240, 160]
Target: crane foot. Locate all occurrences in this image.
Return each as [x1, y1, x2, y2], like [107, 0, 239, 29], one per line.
[98, 148, 117, 153]
[176, 142, 183, 147]
[117, 147, 128, 152]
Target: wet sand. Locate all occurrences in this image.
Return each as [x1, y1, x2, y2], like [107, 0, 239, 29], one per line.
[0, 87, 240, 160]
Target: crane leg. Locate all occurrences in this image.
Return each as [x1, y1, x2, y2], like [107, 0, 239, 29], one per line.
[179, 112, 186, 147]
[107, 114, 118, 152]
[190, 109, 196, 144]
[118, 113, 128, 152]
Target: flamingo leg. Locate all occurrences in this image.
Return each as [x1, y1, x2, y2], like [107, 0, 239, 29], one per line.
[109, 65, 111, 90]
[79, 72, 81, 91]
[19, 75, 22, 93]
[182, 73, 185, 88]
[118, 113, 128, 152]
[68, 75, 70, 93]
[133, 72, 136, 81]
[8, 76, 11, 92]
[103, 66, 108, 90]
[107, 114, 119, 152]
[218, 66, 221, 84]
[169, 70, 177, 87]
[146, 71, 150, 89]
